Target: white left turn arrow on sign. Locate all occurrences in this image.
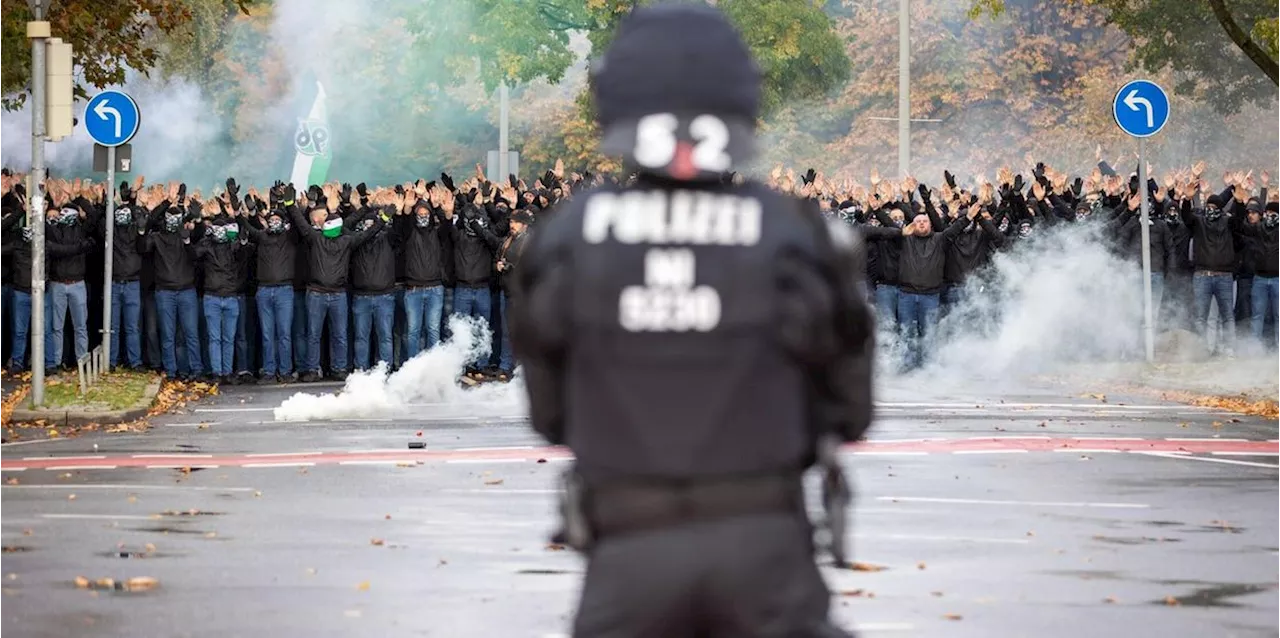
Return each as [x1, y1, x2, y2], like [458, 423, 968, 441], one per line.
[93, 99, 122, 139]
[1123, 89, 1153, 129]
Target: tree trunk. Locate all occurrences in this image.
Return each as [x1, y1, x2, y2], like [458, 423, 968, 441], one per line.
[1206, 0, 1279, 85]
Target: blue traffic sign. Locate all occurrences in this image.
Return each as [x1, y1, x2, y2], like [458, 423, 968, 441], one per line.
[1112, 80, 1169, 138]
[84, 91, 141, 147]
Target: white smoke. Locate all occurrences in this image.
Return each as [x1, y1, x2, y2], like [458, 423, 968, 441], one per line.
[273, 315, 525, 421]
[878, 220, 1278, 394]
[1, 76, 223, 184]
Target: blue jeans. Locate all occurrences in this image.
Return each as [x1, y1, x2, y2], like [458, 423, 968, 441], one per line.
[1193, 272, 1236, 354]
[498, 291, 515, 373]
[897, 292, 941, 370]
[453, 285, 492, 326]
[941, 284, 964, 309]
[202, 295, 240, 376]
[403, 285, 445, 359]
[875, 284, 899, 329]
[235, 294, 254, 374]
[441, 287, 456, 341]
[143, 290, 162, 369]
[305, 291, 348, 374]
[46, 280, 89, 369]
[8, 290, 34, 369]
[352, 293, 395, 369]
[292, 289, 309, 374]
[1252, 276, 1279, 343]
[156, 288, 202, 376]
[256, 285, 294, 376]
[110, 281, 143, 368]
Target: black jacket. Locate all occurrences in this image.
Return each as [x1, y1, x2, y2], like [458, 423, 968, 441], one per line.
[141, 221, 200, 291]
[193, 221, 247, 296]
[893, 220, 967, 294]
[350, 208, 398, 296]
[444, 209, 500, 287]
[943, 215, 1004, 285]
[495, 227, 530, 292]
[1240, 221, 1279, 278]
[243, 214, 299, 286]
[46, 211, 97, 282]
[288, 205, 385, 292]
[1180, 199, 1238, 273]
[0, 229, 38, 293]
[96, 204, 148, 282]
[1120, 212, 1175, 274]
[396, 211, 448, 288]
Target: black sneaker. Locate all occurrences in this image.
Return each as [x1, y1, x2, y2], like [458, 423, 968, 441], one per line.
[237, 372, 255, 384]
[298, 371, 321, 383]
[328, 370, 348, 382]
[280, 372, 298, 384]
[4, 362, 23, 375]
[221, 374, 238, 386]
[255, 374, 274, 385]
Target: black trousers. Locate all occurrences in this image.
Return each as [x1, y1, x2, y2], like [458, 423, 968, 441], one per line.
[572, 513, 853, 638]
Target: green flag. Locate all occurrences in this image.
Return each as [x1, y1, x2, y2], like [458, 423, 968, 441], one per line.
[290, 81, 332, 189]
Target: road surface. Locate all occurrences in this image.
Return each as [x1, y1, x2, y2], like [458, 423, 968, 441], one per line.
[3, 378, 1276, 637]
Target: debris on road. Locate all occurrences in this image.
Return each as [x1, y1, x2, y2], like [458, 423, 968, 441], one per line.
[484, 479, 504, 485]
[849, 562, 887, 572]
[356, 580, 371, 591]
[370, 538, 385, 546]
[74, 576, 159, 592]
[1163, 595, 1180, 606]
[943, 613, 963, 621]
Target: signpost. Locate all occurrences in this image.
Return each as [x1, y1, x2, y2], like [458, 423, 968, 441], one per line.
[84, 90, 141, 371]
[1112, 79, 1170, 363]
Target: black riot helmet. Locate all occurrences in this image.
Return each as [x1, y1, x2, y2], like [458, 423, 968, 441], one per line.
[591, 3, 762, 182]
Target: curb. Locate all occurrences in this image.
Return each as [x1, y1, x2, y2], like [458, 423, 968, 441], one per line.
[11, 379, 162, 426]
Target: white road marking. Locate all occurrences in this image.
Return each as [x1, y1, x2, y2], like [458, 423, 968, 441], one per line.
[455, 446, 536, 452]
[881, 401, 1207, 410]
[338, 460, 417, 466]
[1, 438, 81, 448]
[876, 496, 1150, 509]
[22, 455, 106, 461]
[1211, 451, 1280, 456]
[1137, 452, 1279, 469]
[145, 464, 220, 470]
[40, 514, 155, 520]
[1072, 437, 1143, 441]
[0, 467, 25, 472]
[194, 407, 274, 413]
[952, 449, 1029, 454]
[849, 451, 929, 456]
[162, 422, 220, 427]
[856, 533, 1031, 545]
[44, 465, 118, 470]
[445, 459, 527, 464]
[1052, 449, 1120, 453]
[2, 484, 256, 492]
[441, 489, 557, 494]
[246, 452, 323, 458]
[347, 448, 420, 454]
[984, 436, 1052, 440]
[131, 454, 214, 458]
[864, 438, 946, 444]
[242, 462, 315, 468]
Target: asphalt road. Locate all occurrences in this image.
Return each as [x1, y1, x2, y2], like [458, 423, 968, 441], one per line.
[2, 377, 1277, 638]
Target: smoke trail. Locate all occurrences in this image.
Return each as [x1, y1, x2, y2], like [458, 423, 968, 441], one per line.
[273, 315, 524, 421]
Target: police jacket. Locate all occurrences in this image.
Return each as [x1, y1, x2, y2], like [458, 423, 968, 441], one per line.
[242, 214, 298, 286]
[1180, 199, 1238, 273]
[396, 210, 448, 288]
[288, 205, 385, 293]
[509, 179, 875, 484]
[350, 207, 398, 296]
[444, 210, 498, 287]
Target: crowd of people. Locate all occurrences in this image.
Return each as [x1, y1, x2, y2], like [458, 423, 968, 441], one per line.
[0, 158, 1276, 384]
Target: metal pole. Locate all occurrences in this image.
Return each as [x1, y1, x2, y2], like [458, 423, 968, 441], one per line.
[1138, 138, 1154, 363]
[28, 0, 49, 406]
[897, 0, 910, 178]
[102, 147, 116, 371]
[498, 83, 509, 180]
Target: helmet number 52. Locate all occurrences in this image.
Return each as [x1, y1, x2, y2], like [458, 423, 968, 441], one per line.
[634, 113, 732, 172]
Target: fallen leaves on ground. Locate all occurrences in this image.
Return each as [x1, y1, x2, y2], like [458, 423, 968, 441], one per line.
[148, 379, 218, 416]
[848, 562, 887, 572]
[545, 543, 566, 551]
[1104, 596, 1117, 603]
[356, 581, 371, 592]
[917, 562, 927, 570]
[839, 589, 870, 597]
[1163, 595, 1180, 606]
[484, 479, 504, 485]
[1, 384, 30, 426]
[943, 613, 963, 621]
[370, 538, 385, 546]
[74, 576, 158, 592]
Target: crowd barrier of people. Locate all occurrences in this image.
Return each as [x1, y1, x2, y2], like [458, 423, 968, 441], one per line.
[1, 159, 1276, 383]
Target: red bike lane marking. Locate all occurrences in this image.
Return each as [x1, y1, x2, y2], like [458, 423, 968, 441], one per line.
[2, 438, 1276, 471]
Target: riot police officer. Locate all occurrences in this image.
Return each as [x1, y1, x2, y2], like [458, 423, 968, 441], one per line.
[509, 4, 876, 637]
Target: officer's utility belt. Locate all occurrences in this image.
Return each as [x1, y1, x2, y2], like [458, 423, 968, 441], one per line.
[586, 472, 805, 539]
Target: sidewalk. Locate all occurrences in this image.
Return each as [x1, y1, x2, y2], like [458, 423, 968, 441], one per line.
[1047, 357, 1279, 418]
